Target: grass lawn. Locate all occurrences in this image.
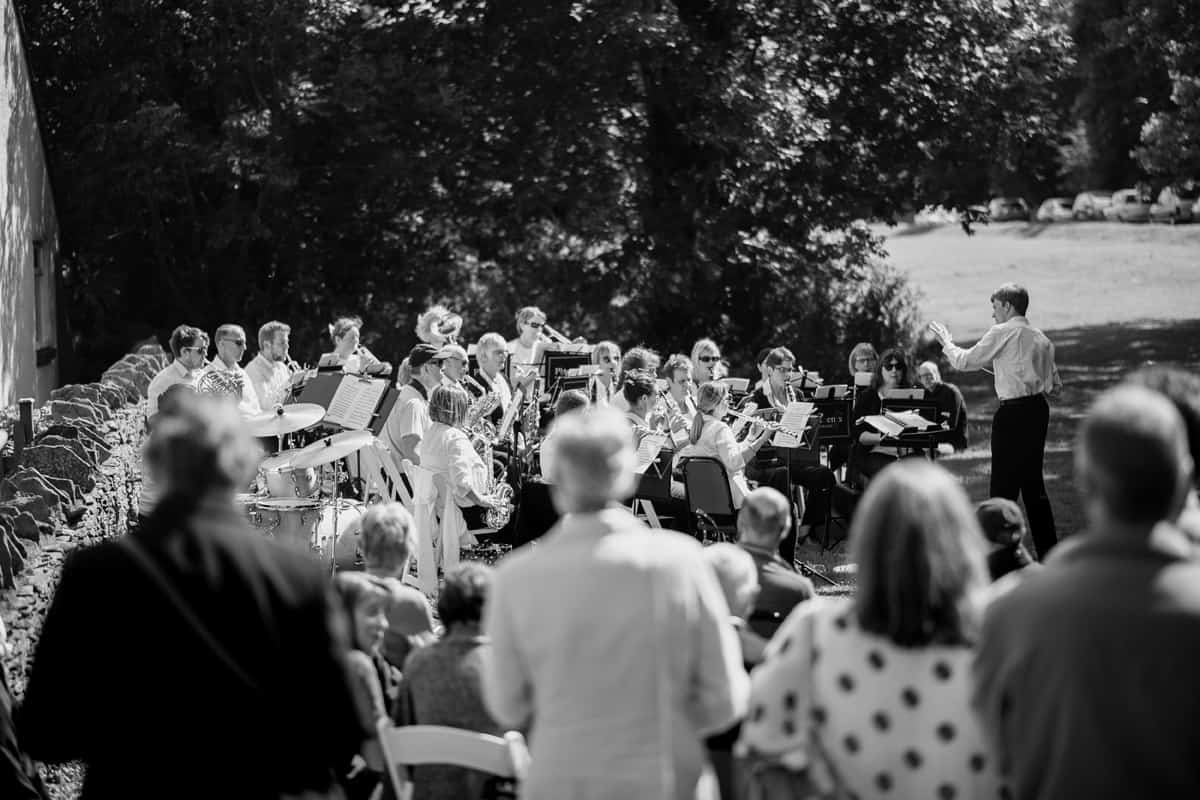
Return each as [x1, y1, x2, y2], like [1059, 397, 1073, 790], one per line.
[800, 221, 1200, 589]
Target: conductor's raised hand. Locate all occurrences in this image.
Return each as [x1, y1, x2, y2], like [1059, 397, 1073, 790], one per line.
[928, 321, 953, 347]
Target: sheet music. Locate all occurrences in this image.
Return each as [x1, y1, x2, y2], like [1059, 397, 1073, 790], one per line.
[325, 376, 387, 430]
[772, 401, 814, 448]
[634, 433, 670, 474]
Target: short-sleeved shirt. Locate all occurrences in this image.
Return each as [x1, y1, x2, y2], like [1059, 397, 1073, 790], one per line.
[381, 383, 430, 465]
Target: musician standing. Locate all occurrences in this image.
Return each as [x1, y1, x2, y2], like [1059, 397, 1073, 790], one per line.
[930, 283, 1061, 558]
[380, 344, 445, 468]
[507, 306, 548, 382]
[245, 321, 299, 411]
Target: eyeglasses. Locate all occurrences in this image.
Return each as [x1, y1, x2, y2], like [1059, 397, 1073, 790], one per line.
[699, 355, 721, 363]
[883, 362, 903, 370]
[527, 322, 544, 329]
[771, 365, 791, 373]
[181, 346, 206, 354]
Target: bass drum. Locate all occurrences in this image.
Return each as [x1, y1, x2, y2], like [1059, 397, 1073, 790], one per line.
[313, 501, 366, 570]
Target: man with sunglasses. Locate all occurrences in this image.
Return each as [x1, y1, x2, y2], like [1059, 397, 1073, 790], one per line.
[381, 343, 446, 469]
[147, 324, 209, 420]
[930, 283, 1061, 558]
[198, 323, 262, 417]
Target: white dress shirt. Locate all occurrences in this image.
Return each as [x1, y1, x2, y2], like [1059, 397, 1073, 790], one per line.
[676, 415, 756, 507]
[244, 353, 292, 411]
[942, 316, 1062, 401]
[483, 507, 748, 800]
[146, 360, 200, 418]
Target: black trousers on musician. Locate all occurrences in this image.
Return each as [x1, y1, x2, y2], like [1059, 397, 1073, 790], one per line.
[990, 394, 1057, 559]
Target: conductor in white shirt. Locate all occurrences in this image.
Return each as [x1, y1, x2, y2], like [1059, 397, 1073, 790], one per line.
[482, 406, 749, 800]
[929, 283, 1062, 558]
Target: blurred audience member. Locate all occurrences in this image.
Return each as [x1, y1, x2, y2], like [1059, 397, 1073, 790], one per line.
[976, 497, 1038, 581]
[0, 617, 48, 800]
[360, 503, 436, 671]
[1123, 365, 1200, 542]
[974, 386, 1199, 799]
[483, 407, 747, 800]
[20, 393, 365, 799]
[917, 361, 968, 451]
[395, 563, 502, 800]
[736, 487, 814, 639]
[538, 389, 589, 482]
[334, 571, 399, 799]
[742, 460, 1005, 800]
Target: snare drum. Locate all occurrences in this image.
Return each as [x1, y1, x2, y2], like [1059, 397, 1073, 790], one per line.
[258, 449, 320, 499]
[234, 493, 262, 527]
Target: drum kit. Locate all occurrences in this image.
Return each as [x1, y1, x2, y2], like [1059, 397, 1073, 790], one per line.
[241, 403, 377, 572]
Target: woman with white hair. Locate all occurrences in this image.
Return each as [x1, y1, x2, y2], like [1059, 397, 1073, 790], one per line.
[740, 460, 1005, 799]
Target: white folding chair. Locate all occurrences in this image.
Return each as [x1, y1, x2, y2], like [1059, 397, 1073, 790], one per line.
[377, 721, 530, 800]
[357, 442, 415, 511]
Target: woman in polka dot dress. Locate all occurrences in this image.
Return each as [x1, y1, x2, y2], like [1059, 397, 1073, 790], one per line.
[740, 460, 1008, 800]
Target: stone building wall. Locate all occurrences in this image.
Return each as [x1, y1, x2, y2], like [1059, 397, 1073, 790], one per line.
[0, 345, 163, 702]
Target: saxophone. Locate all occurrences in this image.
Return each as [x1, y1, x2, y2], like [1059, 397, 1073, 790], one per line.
[471, 431, 514, 529]
[463, 377, 501, 450]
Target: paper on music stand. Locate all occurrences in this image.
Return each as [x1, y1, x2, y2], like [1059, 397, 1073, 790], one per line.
[863, 411, 937, 437]
[772, 401, 814, 448]
[325, 376, 388, 430]
[634, 433, 670, 474]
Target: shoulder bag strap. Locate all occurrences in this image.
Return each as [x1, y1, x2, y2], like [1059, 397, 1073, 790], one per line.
[120, 536, 259, 691]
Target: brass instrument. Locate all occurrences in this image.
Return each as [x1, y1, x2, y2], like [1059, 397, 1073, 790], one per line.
[463, 376, 501, 450]
[469, 429, 514, 529]
[495, 382, 525, 446]
[196, 367, 246, 400]
[539, 323, 573, 345]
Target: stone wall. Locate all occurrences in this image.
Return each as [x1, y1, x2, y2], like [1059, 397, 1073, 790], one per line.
[0, 345, 163, 700]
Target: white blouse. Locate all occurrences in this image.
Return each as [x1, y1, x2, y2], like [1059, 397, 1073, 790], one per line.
[676, 415, 755, 507]
[416, 423, 489, 507]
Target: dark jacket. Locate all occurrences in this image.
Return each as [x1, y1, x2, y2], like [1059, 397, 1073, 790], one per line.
[18, 496, 368, 800]
[0, 665, 48, 800]
[740, 543, 814, 639]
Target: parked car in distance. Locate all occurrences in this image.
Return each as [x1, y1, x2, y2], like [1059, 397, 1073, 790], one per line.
[1103, 189, 1152, 223]
[1149, 185, 1198, 224]
[1072, 190, 1113, 220]
[987, 197, 1030, 222]
[1035, 197, 1074, 222]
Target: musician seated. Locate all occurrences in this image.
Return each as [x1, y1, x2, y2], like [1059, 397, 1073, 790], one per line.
[916, 361, 968, 452]
[610, 347, 660, 413]
[466, 333, 515, 427]
[661, 353, 698, 422]
[677, 381, 771, 509]
[245, 320, 304, 411]
[538, 389, 590, 483]
[588, 340, 621, 405]
[846, 342, 879, 386]
[850, 348, 924, 485]
[318, 316, 392, 376]
[415, 386, 503, 570]
[742, 347, 835, 562]
[691, 338, 723, 385]
[439, 344, 470, 386]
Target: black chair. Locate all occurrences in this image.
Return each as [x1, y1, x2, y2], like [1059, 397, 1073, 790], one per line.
[747, 609, 786, 640]
[680, 457, 738, 544]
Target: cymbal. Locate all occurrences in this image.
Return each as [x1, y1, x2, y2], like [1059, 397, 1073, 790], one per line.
[244, 403, 326, 437]
[290, 429, 376, 470]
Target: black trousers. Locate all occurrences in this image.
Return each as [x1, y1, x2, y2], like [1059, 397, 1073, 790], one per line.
[746, 461, 835, 565]
[991, 394, 1057, 559]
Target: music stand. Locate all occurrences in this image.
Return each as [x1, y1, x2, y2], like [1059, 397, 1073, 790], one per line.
[777, 420, 837, 587]
[543, 350, 594, 391]
[550, 374, 592, 405]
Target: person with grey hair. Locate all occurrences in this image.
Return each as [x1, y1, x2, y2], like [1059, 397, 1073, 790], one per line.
[198, 322, 262, 416]
[916, 360, 968, 451]
[244, 320, 301, 411]
[974, 385, 1200, 799]
[930, 283, 1061, 558]
[737, 486, 814, 639]
[483, 407, 748, 800]
[19, 393, 367, 799]
[359, 502, 436, 671]
[395, 562, 503, 800]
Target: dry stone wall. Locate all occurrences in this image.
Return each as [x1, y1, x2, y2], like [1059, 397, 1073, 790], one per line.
[0, 346, 162, 699]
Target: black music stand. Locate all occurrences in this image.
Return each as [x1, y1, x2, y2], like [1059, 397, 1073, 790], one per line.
[549, 374, 592, 406]
[544, 351, 594, 391]
[775, 418, 837, 587]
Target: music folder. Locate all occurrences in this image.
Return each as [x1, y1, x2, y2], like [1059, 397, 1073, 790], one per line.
[298, 374, 399, 436]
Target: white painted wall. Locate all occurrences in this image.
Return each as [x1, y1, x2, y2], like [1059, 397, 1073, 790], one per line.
[1, 0, 59, 407]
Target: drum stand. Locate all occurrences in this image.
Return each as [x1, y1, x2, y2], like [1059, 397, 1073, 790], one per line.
[321, 460, 348, 576]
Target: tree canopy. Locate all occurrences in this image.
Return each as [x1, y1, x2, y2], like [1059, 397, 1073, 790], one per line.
[15, 1, 1144, 380]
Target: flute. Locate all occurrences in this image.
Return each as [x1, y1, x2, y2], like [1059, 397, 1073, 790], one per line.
[725, 407, 790, 433]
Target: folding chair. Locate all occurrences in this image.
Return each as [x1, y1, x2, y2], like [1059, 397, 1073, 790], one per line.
[680, 457, 738, 544]
[377, 722, 531, 800]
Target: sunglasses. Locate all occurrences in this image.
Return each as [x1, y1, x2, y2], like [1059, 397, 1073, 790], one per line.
[883, 362, 903, 370]
[181, 346, 206, 353]
[528, 322, 545, 329]
[222, 339, 247, 347]
[699, 355, 721, 363]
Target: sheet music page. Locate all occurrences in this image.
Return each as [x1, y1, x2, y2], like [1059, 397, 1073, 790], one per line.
[864, 414, 905, 437]
[885, 410, 938, 431]
[326, 377, 387, 430]
[634, 433, 669, 474]
[772, 401, 814, 448]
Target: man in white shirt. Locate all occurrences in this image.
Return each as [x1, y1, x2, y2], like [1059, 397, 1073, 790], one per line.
[199, 324, 262, 417]
[483, 407, 748, 800]
[244, 321, 300, 411]
[930, 282, 1062, 557]
[380, 343, 445, 468]
[466, 333, 515, 426]
[146, 325, 208, 419]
